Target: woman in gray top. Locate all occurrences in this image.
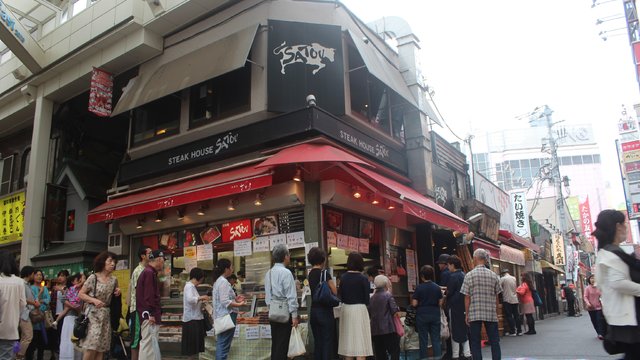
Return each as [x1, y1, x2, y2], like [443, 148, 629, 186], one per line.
[368, 275, 400, 360]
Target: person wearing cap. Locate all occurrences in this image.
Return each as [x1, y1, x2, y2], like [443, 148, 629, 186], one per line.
[128, 246, 151, 360]
[499, 268, 522, 336]
[436, 254, 451, 287]
[136, 249, 165, 360]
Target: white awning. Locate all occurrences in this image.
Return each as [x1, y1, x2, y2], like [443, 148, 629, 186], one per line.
[112, 24, 259, 116]
[499, 244, 525, 266]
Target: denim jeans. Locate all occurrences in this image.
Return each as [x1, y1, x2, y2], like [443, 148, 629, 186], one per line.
[310, 306, 335, 360]
[0, 340, 15, 360]
[215, 326, 235, 360]
[469, 321, 500, 360]
[587, 310, 603, 336]
[416, 312, 441, 359]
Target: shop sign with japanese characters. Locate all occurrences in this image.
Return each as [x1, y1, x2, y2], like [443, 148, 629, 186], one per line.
[510, 191, 531, 238]
[0, 191, 24, 244]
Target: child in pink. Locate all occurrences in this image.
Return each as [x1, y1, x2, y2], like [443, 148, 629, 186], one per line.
[583, 274, 603, 338]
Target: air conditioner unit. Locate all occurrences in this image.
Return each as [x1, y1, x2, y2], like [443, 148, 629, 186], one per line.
[108, 233, 127, 255]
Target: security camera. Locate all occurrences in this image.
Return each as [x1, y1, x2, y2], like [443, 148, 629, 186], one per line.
[306, 94, 316, 107]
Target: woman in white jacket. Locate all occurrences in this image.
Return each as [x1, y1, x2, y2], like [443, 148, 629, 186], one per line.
[594, 209, 640, 359]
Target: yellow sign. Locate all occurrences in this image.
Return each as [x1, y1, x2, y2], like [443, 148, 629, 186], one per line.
[0, 191, 25, 244]
[624, 150, 640, 163]
[112, 269, 131, 318]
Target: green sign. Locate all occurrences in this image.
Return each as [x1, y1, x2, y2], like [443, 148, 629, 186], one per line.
[567, 196, 580, 220]
[40, 262, 89, 280]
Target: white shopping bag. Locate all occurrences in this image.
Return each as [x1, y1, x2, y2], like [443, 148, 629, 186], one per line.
[287, 327, 306, 358]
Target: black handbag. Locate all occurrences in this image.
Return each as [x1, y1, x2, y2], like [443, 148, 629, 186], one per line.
[312, 270, 340, 307]
[202, 307, 213, 332]
[74, 274, 97, 339]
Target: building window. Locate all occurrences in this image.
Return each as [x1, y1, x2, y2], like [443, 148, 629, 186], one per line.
[189, 64, 251, 129]
[582, 155, 594, 164]
[348, 45, 408, 143]
[131, 93, 181, 147]
[571, 155, 582, 165]
[0, 155, 14, 195]
[594, 154, 601, 163]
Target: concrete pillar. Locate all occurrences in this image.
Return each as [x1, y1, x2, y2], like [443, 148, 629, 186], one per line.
[303, 182, 322, 245]
[21, 87, 53, 267]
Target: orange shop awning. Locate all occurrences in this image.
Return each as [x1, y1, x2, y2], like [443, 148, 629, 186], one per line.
[88, 165, 272, 224]
[256, 143, 370, 167]
[349, 164, 468, 233]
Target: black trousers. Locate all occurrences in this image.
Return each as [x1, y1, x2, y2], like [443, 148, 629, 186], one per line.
[25, 327, 45, 360]
[567, 297, 576, 316]
[270, 320, 293, 360]
[372, 333, 400, 360]
[524, 314, 535, 333]
[503, 303, 522, 335]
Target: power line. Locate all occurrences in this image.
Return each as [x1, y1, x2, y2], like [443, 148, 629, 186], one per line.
[427, 91, 467, 142]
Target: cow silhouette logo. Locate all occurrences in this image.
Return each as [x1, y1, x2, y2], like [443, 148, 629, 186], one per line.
[272, 41, 336, 75]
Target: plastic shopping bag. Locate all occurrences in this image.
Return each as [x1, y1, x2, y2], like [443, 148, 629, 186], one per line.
[287, 327, 306, 358]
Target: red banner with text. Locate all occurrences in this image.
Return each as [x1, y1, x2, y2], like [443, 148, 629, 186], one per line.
[88, 67, 113, 117]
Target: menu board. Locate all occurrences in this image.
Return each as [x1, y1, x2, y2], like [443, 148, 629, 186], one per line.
[196, 244, 213, 261]
[245, 326, 260, 340]
[234, 239, 253, 256]
[254, 236, 270, 252]
[286, 231, 305, 248]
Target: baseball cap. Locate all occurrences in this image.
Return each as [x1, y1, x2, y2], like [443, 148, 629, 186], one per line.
[436, 254, 450, 264]
[148, 250, 165, 260]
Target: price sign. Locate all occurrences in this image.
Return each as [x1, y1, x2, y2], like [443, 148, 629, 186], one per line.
[234, 239, 253, 256]
[245, 326, 260, 340]
[286, 231, 305, 248]
[196, 244, 213, 261]
[259, 325, 271, 339]
[254, 236, 270, 252]
[327, 231, 337, 247]
[348, 236, 359, 252]
[358, 238, 369, 254]
[269, 234, 287, 250]
[337, 233, 348, 249]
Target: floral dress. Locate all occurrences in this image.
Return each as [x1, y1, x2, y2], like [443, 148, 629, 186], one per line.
[79, 274, 118, 352]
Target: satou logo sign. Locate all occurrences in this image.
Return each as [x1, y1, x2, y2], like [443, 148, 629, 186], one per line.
[222, 219, 253, 242]
[273, 41, 336, 75]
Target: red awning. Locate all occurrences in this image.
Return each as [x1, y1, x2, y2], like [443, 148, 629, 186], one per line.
[349, 164, 468, 233]
[498, 229, 541, 252]
[88, 166, 272, 224]
[256, 143, 370, 167]
[472, 238, 501, 259]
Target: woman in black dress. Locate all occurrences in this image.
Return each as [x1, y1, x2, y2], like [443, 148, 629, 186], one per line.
[446, 255, 470, 360]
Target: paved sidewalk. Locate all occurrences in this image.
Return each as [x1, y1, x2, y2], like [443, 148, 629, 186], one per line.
[481, 313, 619, 360]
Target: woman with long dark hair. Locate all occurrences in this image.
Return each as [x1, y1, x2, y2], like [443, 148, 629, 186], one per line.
[26, 269, 50, 360]
[516, 274, 536, 335]
[182, 267, 210, 359]
[212, 259, 245, 360]
[594, 209, 640, 359]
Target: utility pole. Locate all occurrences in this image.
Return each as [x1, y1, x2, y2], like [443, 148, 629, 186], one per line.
[541, 105, 573, 282]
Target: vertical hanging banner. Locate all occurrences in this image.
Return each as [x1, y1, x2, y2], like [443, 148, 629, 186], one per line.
[552, 234, 566, 266]
[579, 197, 595, 248]
[510, 191, 531, 238]
[88, 67, 114, 117]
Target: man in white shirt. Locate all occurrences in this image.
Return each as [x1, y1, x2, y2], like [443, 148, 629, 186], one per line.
[128, 246, 152, 360]
[0, 251, 26, 359]
[499, 268, 522, 336]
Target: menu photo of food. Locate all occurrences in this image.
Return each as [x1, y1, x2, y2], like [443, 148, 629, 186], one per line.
[253, 216, 279, 236]
[160, 232, 178, 253]
[201, 226, 222, 244]
[183, 230, 198, 248]
[326, 209, 343, 232]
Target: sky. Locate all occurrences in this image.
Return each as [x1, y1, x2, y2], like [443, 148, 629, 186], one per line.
[341, 0, 640, 209]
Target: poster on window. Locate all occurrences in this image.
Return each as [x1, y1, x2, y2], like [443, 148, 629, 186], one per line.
[359, 219, 374, 240]
[88, 67, 113, 117]
[253, 216, 279, 236]
[325, 210, 343, 232]
[406, 249, 417, 292]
